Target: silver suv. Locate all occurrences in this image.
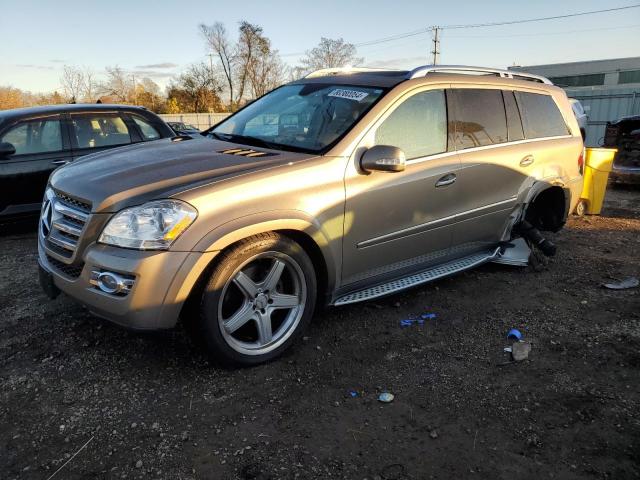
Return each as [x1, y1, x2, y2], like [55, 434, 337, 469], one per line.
[38, 65, 584, 365]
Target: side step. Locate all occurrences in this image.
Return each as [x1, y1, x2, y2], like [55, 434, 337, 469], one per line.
[491, 237, 531, 267]
[334, 247, 500, 306]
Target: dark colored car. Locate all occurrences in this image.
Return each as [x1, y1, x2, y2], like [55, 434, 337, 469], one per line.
[0, 104, 174, 221]
[604, 115, 640, 184]
[167, 121, 201, 136]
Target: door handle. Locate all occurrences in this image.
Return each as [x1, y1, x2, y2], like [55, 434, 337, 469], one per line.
[51, 159, 69, 165]
[520, 155, 535, 167]
[435, 173, 457, 188]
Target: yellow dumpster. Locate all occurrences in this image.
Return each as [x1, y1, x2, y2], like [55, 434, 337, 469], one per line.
[576, 147, 617, 216]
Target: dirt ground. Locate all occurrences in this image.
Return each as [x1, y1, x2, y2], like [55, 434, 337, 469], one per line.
[1, 186, 639, 480]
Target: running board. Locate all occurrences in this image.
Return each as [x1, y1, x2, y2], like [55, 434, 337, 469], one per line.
[334, 248, 500, 306]
[491, 237, 531, 267]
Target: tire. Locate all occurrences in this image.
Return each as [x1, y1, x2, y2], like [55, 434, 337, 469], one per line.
[574, 200, 587, 217]
[197, 232, 316, 366]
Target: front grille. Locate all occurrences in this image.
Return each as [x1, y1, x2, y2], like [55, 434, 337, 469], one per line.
[46, 254, 84, 279]
[44, 191, 91, 260]
[53, 190, 91, 213]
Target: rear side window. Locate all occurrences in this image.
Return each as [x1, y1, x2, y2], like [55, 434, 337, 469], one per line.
[71, 113, 132, 149]
[503, 91, 524, 142]
[375, 89, 447, 159]
[132, 116, 161, 141]
[515, 92, 569, 139]
[1, 118, 63, 155]
[449, 89, 507, 149]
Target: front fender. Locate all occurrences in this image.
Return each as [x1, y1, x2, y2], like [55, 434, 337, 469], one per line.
[191, 209, 342, 293]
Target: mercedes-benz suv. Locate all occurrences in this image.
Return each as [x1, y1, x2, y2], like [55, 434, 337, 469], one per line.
[38, 65, 584, 366]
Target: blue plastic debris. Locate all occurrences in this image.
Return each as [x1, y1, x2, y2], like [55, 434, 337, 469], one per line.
[349, 390, 358, 398]
[507, 328, 522, 341]
[378, 392, 395, 403]
[401, 313, 436, 327]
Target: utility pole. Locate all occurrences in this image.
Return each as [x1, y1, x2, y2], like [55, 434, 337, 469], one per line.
[431, 26, 440, 65]
[131, 74, 137, 105]
[207, 53, 215, 78]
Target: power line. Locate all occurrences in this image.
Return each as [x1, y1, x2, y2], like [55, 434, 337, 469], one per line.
[440, 4, 640, 29]
[444, 23, 640, 39]
[279, 4, 640, 57]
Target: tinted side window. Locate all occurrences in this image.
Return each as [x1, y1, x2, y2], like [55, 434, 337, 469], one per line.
[450, 89, 507, 149]
[503, 91, 524, 142]
[375, 90, 447, 159]
[1, 118, 63, 155]
[132, 116, 161, 141]
[515, 92, 569, 139]
[71, 114, 132, 149]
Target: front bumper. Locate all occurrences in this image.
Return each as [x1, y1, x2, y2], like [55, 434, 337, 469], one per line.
[38, 241, 218, 330]
[610, 165, 640, 185]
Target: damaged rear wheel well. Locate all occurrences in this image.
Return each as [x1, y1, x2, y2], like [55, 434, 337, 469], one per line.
[524, 186, 567, 232]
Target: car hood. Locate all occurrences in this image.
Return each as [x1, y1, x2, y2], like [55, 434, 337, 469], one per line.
[50, 137, 314, 213]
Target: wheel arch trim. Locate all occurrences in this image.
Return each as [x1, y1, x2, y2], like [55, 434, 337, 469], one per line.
[191, 210, 340, 295]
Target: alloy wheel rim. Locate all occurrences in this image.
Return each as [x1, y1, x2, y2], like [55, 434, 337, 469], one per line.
[217, 251, 307, 356]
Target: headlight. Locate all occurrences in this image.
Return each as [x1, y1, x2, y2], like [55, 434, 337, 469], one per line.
[98, 200, 197, 250]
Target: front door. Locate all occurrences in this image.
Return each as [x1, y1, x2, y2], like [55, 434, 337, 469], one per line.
[341, 88, 462, 288]
[0, 114, 71, 216]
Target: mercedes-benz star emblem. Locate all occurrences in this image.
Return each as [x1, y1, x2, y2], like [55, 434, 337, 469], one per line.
[41, 200, 52, 237]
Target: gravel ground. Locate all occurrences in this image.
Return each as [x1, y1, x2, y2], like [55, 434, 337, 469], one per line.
[1, 186, 639, 480]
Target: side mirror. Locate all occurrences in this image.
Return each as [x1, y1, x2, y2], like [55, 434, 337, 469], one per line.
[0, 142, 16, 158]
[360, 145, 406, 173]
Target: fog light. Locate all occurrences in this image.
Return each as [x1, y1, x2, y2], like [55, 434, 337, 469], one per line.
[89, 270, 134, 295]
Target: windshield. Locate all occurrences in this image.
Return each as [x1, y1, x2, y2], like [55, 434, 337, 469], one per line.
[210, 84, 385, 153]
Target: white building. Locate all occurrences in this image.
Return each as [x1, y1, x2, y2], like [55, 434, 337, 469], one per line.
[510, 57, 640, 146]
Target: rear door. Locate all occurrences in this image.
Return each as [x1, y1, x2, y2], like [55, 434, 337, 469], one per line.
[514, 90, 574, 175]
[69, 111, 134, 160]
[447, 87, 526, 255]
[0, 115, 71, 215]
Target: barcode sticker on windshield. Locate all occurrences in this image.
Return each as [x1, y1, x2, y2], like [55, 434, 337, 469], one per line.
[328, 89, 369, 102]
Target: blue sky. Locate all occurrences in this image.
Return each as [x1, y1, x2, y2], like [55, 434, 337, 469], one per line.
[1, 0, 639, 93]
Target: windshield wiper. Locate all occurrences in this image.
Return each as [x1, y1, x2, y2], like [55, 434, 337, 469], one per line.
[214, 133, 279, 149]
[209, 132, 227, 141]
[210, 132, 310, 154]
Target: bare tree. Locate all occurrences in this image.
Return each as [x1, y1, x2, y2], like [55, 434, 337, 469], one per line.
[234, 21, 265, 103]
[299, 37, 363, 74]
[246, 47, 286, 98]
[81, 67, 98, 103]
[201, 20, 287, 109]
[60, 65, 84, 102]
[102, 66, 133, 102]
[200, 22, 236, 109]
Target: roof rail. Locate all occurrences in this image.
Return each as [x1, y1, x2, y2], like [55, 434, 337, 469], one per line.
[304, 67, 391, 78]
[407, 65, 553, 85]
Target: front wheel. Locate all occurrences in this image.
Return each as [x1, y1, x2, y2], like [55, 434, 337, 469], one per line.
[198, 233, 316, 366]
[574, 199, 587, 217]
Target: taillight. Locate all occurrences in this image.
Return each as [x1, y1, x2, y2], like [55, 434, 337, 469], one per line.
[578, 149, 585, 175]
